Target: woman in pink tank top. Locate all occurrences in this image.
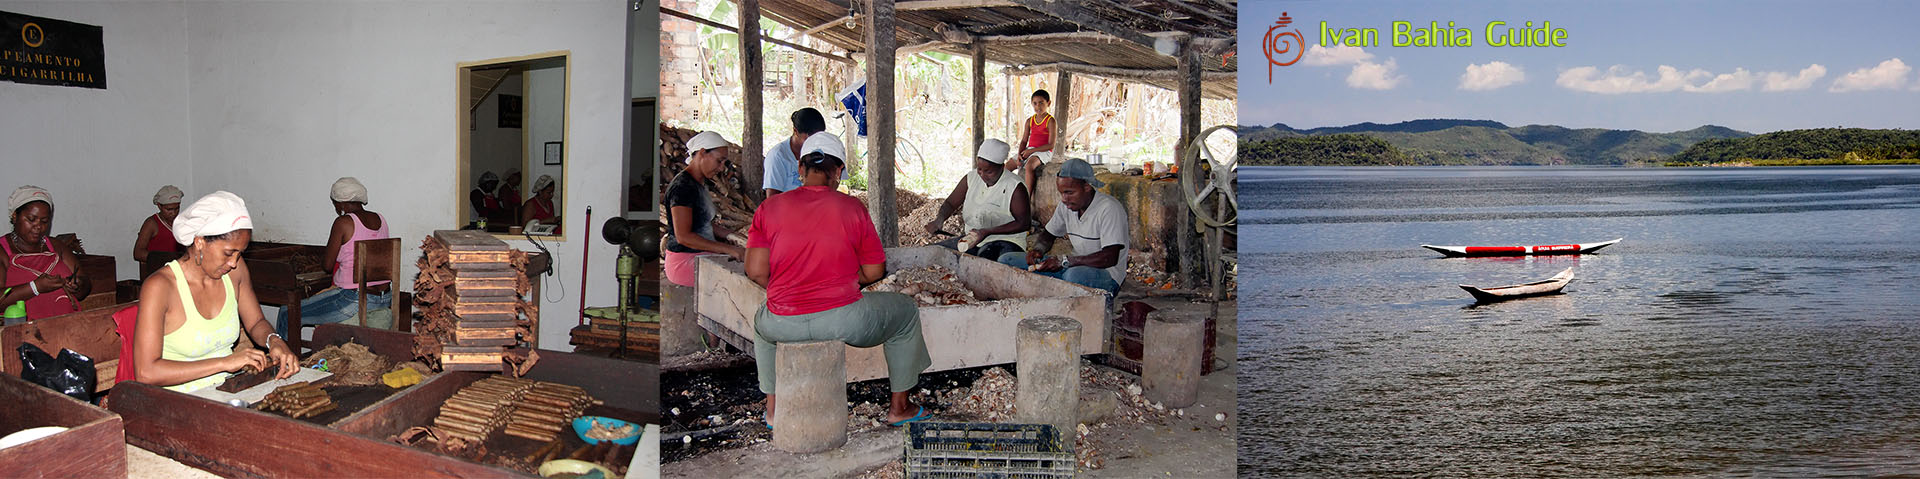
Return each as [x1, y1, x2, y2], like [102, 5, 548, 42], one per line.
[1, 186, 90, 321]
[277, 178, 391, 336]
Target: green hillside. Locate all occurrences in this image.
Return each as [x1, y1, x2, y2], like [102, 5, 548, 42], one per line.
[1667, 128, 1920, 165]
[1239, 120, 1753, 166]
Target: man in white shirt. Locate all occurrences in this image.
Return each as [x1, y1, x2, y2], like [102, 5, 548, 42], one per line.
[999, 158, 1128, 297]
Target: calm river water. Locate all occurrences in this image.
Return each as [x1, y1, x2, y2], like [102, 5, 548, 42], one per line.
[1238, 166, 1920, 477]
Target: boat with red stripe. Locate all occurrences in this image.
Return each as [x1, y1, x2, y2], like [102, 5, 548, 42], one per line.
[1421, 238, 1622, 257]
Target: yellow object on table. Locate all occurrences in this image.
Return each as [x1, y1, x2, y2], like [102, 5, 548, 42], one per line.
[382, 367, 424, 388]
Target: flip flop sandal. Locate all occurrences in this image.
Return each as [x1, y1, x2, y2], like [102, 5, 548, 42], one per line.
[887, 406, 931, 427]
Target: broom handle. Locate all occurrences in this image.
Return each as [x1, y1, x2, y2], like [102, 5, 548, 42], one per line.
[577, 206, 591, 326]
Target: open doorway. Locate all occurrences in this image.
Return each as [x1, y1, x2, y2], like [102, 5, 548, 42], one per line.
[456, 51, 569, 239]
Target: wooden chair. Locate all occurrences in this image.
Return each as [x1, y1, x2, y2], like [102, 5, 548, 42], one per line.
[353, 238, 404, 331]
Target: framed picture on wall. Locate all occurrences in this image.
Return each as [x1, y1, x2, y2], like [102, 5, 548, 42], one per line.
[499, 94, 522, 128]
[544, 141, 563, 166]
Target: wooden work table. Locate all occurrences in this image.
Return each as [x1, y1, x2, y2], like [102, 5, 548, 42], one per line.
[108, 324, 658, 478]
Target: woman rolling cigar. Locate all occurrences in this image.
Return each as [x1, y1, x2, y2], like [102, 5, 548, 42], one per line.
[747, 132, 933, 428]
[663, 131, 746, 288]
[276, 177, 391, 335]
[133, 192, 299, 392]
[133, 185, 186, 263]
[0, 185, 90, 321]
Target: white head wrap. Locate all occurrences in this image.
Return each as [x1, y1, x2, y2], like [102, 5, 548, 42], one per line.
[533, 175, 555, 193]
[8, 186, 51, 213]
[153, 185, 185, 205]
[801, 132, 846, 163]
[330, 177, 368, 203]
[172, 191, 253, 245]
[976, 139, 1010, 165]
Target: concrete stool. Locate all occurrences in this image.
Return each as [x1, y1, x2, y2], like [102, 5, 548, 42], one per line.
[660, 283, 705, 357]
[1015, 316, 1081, 441]
[772, 340, 847, 453]
[1143, 312, 1203, 408]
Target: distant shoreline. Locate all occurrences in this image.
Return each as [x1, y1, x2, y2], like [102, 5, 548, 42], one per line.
[1662, 158, 1920, 167]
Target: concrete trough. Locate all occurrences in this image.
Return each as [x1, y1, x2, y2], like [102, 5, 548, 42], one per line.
[696, 246, 1108, 383]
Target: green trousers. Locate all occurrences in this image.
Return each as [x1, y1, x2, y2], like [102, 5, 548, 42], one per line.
[754, 292, 931, 394]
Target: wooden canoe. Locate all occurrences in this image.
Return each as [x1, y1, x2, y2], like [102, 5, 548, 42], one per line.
[1459, 267, 1575, 302]
[1422, 238, 1621, 257]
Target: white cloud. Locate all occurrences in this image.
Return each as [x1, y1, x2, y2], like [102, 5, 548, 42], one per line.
[1459, 61, 1525, 91]
[1299, 45, 1401, 90]
[1685, 68, 1753, 93]
[1301, 44, 1373, 66]
[1830, 58, 1910, 92]
[1761, 64, 1826, 91]
[1347, 58, 1403, 90]
[1557, 65, 1709, 94]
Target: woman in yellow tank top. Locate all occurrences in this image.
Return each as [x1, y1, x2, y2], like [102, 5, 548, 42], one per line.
[132, 192, 298, 392]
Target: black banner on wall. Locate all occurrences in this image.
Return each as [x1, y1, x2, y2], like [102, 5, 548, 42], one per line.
[1, 10, 105, 89]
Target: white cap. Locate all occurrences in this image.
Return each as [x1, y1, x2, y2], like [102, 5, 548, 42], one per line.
[976, 139, 1010, 165]
[686, 131, 732, 153]
[330, 177, 368, 203]
[7, 185, 50, 213]
[533, 175, 555, 193]
[172, 191, 253, 245]
[800, 131, 846, 164]
[153, 185, 184, 205]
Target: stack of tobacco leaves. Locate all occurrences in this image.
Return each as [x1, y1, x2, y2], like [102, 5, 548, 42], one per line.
[413, 230, 536, 373]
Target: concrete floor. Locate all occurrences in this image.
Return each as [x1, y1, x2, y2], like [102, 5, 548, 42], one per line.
[662, 289, 1237, 478]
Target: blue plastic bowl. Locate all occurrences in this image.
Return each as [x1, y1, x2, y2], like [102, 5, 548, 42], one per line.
[572, 416, 640, 446]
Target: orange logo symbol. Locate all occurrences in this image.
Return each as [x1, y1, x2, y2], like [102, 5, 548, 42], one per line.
[22, 22, 44, 48]
[1263, 13, 1304, 83]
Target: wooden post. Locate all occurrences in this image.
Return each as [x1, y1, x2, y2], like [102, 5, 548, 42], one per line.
[1176, 37, 1203, 288]
[1052, 71, 1071, 157]
[740, 0, 766, 204]
[866, 0, 900, 247]
[970, 41, 986, 157]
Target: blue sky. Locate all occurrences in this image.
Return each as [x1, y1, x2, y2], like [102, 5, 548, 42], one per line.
[1238, 0, 1920, 133]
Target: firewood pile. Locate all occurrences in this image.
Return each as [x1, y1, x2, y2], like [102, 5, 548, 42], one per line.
[503, 381, 599, 442]
[864, 266, 979, 306]
[254, 382, 335, 419]
[413, 230, 537, 373]
[660, 123, 756, 244]
[431, 376, 602, 443]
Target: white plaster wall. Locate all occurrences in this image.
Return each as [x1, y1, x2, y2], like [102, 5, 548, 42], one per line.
[472, 71, 525, 212]
[0, 1, 193, 281]
[525, 64, 565, 224]
[183, 1, 629, 351]
[626, 2, 660, 219]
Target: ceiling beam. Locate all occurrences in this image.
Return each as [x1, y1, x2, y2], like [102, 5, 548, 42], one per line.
[1001, 0, 1157, 49]
[897, 0, 1017, 11]
[978, 31, 1129, 48]
[662, 6, 855, 64]
[1004, 62, 1235, 83]
[1157, 0, 1234, 28]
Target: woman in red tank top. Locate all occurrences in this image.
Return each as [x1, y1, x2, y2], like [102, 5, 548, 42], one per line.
[1011, 89, 1057, 213]
[1, 186, 89, 320]
[135, 185, 186, 263]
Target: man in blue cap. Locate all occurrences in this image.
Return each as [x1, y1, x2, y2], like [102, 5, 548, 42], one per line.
[999, 158, 1129, 297]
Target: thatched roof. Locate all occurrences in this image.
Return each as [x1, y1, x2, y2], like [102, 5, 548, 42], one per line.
[755, 0, 1236, 99]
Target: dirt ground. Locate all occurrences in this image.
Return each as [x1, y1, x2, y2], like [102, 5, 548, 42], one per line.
[660, 282, 1237, 478]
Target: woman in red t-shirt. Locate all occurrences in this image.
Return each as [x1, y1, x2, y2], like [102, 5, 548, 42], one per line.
[1009, 89, 1056, 211]
[745, 132, 933, 428]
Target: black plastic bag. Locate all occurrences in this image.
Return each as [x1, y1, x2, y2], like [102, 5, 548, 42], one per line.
[18, 343, 95, 404]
